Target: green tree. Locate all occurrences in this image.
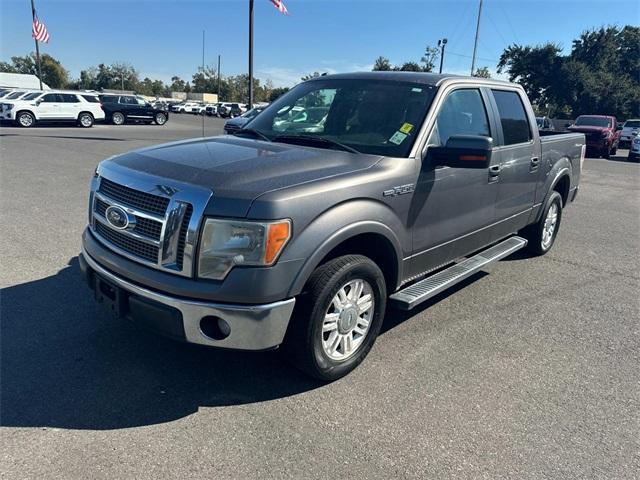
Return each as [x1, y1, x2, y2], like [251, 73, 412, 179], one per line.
[420, 46, 440, 72]
[372, 56, 392, 71]
[269, 87, 290, 102]
[0, 53, 69, 88]
[472, 67, 491, 78]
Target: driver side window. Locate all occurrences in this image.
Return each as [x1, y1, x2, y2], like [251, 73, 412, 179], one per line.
[428, 89, 490, 146]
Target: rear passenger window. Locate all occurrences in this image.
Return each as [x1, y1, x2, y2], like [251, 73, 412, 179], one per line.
[60, 94, 79, 103]
[81, 95, 100, 103]
[429, 89, 490, 146]
[492, 90, 532, 145]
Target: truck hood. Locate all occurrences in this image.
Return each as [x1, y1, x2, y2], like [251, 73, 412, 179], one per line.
[107, 136, 382, 216]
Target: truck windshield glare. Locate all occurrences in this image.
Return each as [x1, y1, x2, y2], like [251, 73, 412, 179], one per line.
[245, 79, 437, 157]
[575, 117, 611, 127]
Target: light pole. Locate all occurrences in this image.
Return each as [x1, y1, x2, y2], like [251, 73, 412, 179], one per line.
[438, 38, 448, 74]
[471, 0, 483, 75]
[248, 0, 254, 109]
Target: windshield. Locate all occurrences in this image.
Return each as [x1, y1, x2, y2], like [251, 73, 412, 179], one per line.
[245, 78, 437, 157]
[575, 116, 611, 128]
[6, 91, 26, 99]
[23, 92, 42, 100]
[624, 120, 640, 128]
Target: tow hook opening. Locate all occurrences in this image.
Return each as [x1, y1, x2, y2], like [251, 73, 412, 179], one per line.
[200, 316, 231, 340]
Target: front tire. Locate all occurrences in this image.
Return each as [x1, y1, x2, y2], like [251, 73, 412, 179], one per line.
[78, 112, 94, 128]
[154, 112, 167, 125]
[111, 112, 125, 125]
[16, 111, 35, 128]
[282, 255, 387, 381]
[521, 191, 563, 256]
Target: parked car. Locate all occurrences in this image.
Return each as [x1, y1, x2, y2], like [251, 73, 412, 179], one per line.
[629, 137, 640, 162]
[536, 116, 555, 132]
[216, 102, 233, 118]
[172, 102, 199, 113]
[99, 94, 169, 125]
[80, 72, 584, 381]
[223, 106, 266, 134]
[170, 103, 185, 113]
[205, 104, 219, 116]
[619, 119, 640, 147]
[0, 90, 105, 128]
[1, 90, 35, 102]
[568, 115, 619, 158]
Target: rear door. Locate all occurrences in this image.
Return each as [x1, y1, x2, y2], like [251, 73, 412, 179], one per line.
[487, 88, 540, 238]
[59, 93, 81, 119]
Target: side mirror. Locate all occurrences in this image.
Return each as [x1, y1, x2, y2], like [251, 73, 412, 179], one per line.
[616, 125, 623, 131]
[427, 135, 493, 169]
[35, 100, 41, 106]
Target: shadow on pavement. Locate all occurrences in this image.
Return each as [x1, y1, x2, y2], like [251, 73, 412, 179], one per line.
[1, 257, 490, 431]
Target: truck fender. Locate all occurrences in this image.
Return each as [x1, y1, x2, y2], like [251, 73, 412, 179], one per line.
[285, 200, 406, 297]
[534, 159, 572, 223]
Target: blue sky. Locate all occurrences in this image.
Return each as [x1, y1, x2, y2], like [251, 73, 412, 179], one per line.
[1, 0, 637, 87]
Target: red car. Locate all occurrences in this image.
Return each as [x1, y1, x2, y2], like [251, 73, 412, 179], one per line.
[568, 115, 619, 159]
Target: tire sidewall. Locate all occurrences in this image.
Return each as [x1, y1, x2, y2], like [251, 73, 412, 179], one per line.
[112, 112, 125, 125]
[17, 111, 35, 128]
[306, 258, 386, 380]
[539, 192, 563, 253]
[78, 113, 93, 128]
[155, 113, 167, 125]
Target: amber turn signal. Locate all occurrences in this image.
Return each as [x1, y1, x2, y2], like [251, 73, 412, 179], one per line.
[264, 221, 291, 264]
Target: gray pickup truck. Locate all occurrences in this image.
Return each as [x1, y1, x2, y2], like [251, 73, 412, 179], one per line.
[80, 72, 585, 380]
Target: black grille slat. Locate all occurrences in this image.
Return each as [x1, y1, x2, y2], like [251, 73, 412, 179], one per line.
[134, 217, 163, 240]
[99, 178, 169, 215]
[175, 204, 193, 269]
[95, 222, 159, 263]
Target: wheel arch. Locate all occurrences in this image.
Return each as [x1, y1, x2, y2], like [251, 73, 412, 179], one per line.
[287, 220, 404, 298]
[15, 108, 38, 120]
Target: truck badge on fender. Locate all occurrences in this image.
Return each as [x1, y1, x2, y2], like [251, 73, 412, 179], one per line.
[383, 184, 415, 197]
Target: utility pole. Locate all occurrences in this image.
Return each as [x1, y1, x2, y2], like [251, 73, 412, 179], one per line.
[30, 0, 43, 90]
[470, 0, 483, 76]
[202, 30, 205, 137]
[217, 54, 221, 101]
[248, 0, 254, 109]
[438, 38, 448, 74]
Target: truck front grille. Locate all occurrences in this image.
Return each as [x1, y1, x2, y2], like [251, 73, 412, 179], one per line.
[92, 177, 197, 275]
[99, 177, 170, 215]
[95, 222, 159, 263]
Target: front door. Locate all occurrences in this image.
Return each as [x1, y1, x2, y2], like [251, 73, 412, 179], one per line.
[408, 87, 499, 278]
[487, 89, 540, 237]
[37, 93, 62, 119]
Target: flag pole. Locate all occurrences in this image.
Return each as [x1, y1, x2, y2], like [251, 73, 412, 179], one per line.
[30, 0, 43, 90]
[248, 0, 254, 109]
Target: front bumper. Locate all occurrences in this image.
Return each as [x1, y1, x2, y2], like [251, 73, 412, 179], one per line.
[80, 248, 296, 351]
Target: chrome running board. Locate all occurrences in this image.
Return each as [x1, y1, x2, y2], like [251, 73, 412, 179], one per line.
[390, 236, 527, 310]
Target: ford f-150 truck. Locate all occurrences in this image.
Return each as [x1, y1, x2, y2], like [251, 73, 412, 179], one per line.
[80, 73, 585, 380]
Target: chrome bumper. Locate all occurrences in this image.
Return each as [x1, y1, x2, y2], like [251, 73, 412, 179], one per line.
[82, 248, 295, 351]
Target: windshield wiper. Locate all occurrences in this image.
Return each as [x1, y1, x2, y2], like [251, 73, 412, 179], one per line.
[233, 128, 271, 142]
[272, 134, 361, 154]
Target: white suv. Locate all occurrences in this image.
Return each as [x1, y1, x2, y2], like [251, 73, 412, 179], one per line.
[0, 90, 105, 128]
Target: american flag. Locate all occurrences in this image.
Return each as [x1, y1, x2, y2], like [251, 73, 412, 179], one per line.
[270, 0, 288, 15]
[32, 14, 50, 43]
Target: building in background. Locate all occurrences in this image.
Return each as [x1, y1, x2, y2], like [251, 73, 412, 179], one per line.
[0, 72, 49, 89]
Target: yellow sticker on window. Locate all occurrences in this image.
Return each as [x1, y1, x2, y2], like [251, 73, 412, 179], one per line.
[400, 123, 413, 134]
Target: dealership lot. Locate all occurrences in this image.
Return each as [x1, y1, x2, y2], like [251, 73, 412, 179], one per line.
[1, 114, 638, 479]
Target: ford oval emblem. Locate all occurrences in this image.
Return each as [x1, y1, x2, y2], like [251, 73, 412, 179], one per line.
[105, 205, 132, 230]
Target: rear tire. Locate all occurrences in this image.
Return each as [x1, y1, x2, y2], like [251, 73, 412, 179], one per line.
[78, 112, 94, 128]
[111, 112, 125, 125]
[16, 111, 35, 128]
[520, 191, 563, 256]
[282, 255, 387, 381]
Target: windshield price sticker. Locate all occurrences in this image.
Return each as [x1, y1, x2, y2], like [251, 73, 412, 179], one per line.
[389, 131, 408, 145]
[400, 123, 413, 134]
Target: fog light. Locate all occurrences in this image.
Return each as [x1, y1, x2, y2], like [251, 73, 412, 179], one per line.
[200, 316, 231, 340]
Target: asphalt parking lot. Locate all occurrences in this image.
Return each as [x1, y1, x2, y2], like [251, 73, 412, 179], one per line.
[1, 114, 639, 479]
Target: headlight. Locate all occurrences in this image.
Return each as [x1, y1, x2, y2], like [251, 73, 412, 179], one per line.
[5, 103, 13, 111]
[198, 218, 291, 280]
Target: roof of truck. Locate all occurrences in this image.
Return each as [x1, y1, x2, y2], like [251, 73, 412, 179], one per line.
[308, 71, 514, 87]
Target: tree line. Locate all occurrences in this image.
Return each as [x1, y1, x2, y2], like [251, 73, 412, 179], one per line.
[0, 55, 289, 103]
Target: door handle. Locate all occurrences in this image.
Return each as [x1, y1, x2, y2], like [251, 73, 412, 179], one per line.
[488, 164, 501, 182]
[530, 157, 540, 171]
